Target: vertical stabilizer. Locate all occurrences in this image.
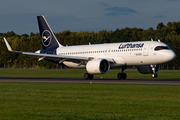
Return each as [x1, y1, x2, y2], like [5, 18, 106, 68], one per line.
[37, 15, 63, 49]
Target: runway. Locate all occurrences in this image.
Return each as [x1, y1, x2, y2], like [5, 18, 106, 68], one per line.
[0, 77, 180, 85]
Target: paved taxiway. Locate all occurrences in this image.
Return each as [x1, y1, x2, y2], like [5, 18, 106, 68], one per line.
[0, 77, 180, 85]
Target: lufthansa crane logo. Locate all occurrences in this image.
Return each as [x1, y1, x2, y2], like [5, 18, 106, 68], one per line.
[42, 30, 51, 47]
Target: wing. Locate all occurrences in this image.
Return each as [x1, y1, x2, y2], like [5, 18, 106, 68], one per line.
[4, 38, 114, 64]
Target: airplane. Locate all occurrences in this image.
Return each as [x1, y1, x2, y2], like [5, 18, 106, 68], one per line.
[4, 15, 176, 79]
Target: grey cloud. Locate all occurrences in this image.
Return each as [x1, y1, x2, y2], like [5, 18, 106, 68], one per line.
[105, 12, 119, 16]
[105, 7, 137, 16]
[105, 12, 132, 16]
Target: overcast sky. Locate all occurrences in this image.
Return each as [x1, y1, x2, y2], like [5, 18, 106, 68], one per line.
[1, 0, 180, 35]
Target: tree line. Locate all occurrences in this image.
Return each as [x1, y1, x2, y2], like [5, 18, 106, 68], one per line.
[0, 21, 180, 70]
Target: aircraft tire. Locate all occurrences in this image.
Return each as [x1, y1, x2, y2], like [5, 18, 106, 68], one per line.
[122, 73, 127, 79]
[117, 73, 122, 79]
[84, 73, 90, 79]
[84, 73, 94, 79]
[152, 73, 158, 78]
[117, 73, 127, 80]
[89, 74, 94, 79]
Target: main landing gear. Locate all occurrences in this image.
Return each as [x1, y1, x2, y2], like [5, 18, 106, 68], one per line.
[117, 68, 127, 80]
[151, 65, 158, 78]
[84, 68, 128, 80]
[84, 73, 94, 79]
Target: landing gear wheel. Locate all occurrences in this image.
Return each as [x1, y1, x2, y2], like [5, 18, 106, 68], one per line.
[152, 73, 158, 78]
[117, 73, 127, 80]
[117, 73, 121, 79]
[84, 73, 89, 79]
[84, 73, 94, 80]
[89, 74, 94, 79]
[122, 73, 127, 79]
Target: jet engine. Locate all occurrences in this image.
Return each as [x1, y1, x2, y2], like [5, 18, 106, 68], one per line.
[137, 65, 160, 74]
[86, 59, 110, 74]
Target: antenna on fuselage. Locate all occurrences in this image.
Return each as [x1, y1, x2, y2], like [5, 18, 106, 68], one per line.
[151, 38, 153, 41]
[158, 39, 161, 42]
[89, 42, 91, 45]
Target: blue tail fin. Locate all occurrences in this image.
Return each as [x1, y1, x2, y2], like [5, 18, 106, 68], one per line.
[37, 15, 63, 49]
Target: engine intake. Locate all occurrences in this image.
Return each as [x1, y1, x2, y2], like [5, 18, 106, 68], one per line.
[86, 59, 110, 74]
[137, 65, 160, 74]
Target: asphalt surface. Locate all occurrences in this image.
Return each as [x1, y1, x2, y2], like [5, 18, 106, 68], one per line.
[0, 77, 180, 85]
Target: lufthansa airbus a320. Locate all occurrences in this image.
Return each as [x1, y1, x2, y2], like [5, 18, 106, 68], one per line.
[4, 16, 176, 79]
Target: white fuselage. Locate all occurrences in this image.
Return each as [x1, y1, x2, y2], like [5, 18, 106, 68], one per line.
[55, 41, 176, 68]
[4, 15, 176, 79]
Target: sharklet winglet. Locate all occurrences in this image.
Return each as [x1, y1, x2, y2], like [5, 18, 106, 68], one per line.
[4, 38, 22, 53]
[4, 38, 13, 52]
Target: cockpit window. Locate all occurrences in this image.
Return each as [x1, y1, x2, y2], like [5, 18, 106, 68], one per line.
[154, 46, 170, 51]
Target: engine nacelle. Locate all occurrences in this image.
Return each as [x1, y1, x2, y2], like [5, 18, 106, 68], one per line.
[137, 65, 160, 74]
[86, 59, 110, 74]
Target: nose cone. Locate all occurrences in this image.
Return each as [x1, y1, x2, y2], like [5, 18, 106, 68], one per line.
[158, 50, 176, 63]
[166, 50, 176, 62]
[171, 51, 176, 60]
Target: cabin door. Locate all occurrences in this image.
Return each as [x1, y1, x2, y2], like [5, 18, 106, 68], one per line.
[143, 44, 150, 56]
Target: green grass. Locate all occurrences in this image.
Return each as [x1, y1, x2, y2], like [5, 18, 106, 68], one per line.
[0, 69, 179, 79]
[0, 69, 180, 119]
[0, 83, 180, 119]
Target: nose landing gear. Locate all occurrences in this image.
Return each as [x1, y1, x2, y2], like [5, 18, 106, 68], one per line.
[151, 65, 158, 78]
